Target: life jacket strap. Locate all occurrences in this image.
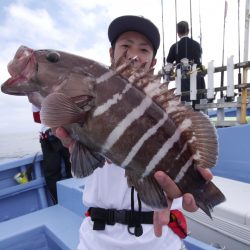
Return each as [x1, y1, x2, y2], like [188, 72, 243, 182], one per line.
[87, 207, 188, 239]
[88, 207, 153, 229]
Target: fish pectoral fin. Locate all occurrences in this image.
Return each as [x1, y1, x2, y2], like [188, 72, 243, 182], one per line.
[41, 92, 87, 128]
[126, 171, 168, 209]
[71, 141, 105, 178]
[70, 94, 94, 111]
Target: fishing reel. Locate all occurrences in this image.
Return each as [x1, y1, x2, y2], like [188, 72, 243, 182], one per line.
[179, 58, 192, 79]
[161, 59, 206, 82]
[162, 63, 174, 82]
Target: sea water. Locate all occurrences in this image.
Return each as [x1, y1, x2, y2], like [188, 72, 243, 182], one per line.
[0, 131, 41, 163]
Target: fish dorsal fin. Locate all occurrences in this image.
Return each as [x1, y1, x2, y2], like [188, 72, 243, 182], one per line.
[165, 103, 218, 169]
[185, 111, 218, 168]
[125, 68, 181, 110]
[114, 61, 218, 169]
[128, 67, 218, 169]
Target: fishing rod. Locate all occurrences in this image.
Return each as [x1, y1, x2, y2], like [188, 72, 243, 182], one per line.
[199, 0, 202, 64]
[175, 0, 178, 55]
[220, 0, 228, 99]
[189, 0, 193, 39]
[161, 0, 166, 68]
[237, 0, 242, 92]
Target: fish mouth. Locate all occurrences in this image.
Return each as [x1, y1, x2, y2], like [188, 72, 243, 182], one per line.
[1, 75, 31, 95]
[1, 45, 38, 95]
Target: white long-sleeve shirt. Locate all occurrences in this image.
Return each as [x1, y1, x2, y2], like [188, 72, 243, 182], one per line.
[31, 104, 49, 133]
[78, 162, 183, 250]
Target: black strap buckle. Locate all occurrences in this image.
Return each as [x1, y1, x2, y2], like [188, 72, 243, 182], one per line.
[115, 210, 127, 224]
[106, 209, 115, 225]
[89, 206, 153, 236]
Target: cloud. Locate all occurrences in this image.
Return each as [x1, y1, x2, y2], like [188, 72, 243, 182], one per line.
[0, 1, 112, 134]
[1, 4, 60, 48]
[0, 0, 249, 135]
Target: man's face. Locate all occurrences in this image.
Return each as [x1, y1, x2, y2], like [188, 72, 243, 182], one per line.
[110, 31, 156, 71]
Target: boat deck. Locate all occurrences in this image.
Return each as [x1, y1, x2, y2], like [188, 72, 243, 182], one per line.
[1, 124, 250, 249]
[0, 162, 218, 250]
[0, 178, 85, 250]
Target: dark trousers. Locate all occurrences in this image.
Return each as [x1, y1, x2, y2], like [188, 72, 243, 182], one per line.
[40, 133, 72, 203]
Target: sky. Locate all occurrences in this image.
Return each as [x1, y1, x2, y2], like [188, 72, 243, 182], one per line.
[0, 0, 249, 134]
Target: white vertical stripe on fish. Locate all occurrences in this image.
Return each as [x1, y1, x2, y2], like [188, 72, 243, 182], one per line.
[175, 136, 196, 160]
[174, 156, 193, 183]
[102, 96, 153, 152]
[96, 71, 116, 84]
[141, 118, 192, 178]
[165, 101, 185, 114]
[175, 143, 188, 160]
[93, 83, 132, 117]
[143, 81, 160, 97]
[96, 60, 133, 84]
[121, 113, 169, 168]
[144, 81, 160, 95]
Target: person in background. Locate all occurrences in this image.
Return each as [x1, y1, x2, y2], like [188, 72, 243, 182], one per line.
[166, 21, 205, 110]
[32, 104, 72, 203]
[56, 15, 213, 250]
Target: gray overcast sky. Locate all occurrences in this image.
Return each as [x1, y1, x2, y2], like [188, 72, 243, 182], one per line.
[0, 0, 248, 133]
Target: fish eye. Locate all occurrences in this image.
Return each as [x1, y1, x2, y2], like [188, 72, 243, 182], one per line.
[46, 51, 60, 63]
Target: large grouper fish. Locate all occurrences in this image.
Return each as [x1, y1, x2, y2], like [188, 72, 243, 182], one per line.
[1, 45, 225, 217]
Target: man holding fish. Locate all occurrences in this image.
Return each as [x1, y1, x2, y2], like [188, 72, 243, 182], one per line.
[1, 13, 223, 250]
[55, 15, 214, 250]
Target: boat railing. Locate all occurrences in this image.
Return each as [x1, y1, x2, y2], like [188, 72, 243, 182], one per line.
[174, 60, 250, 127]
[0, 153, 50, 222]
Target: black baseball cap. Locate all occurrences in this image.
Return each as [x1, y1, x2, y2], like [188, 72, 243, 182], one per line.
[108, 15, 160, 55]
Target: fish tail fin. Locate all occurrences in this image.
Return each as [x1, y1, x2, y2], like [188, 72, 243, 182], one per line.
[126, 171, 168, 209]
[193, 181, 226, 218]
[71, 141, 105, 178]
